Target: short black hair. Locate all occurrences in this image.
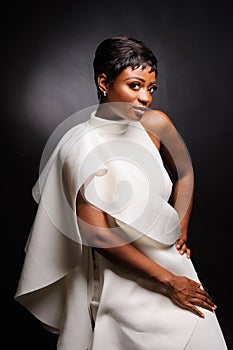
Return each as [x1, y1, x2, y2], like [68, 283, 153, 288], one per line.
[93, 36, 158, 99]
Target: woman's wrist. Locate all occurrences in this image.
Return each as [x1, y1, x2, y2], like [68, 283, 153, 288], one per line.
[179, 226, 188, 241]
[149, 268, 175, 289]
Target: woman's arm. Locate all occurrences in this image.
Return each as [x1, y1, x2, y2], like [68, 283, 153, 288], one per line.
[141, 110, 194, 257]
[76, 190, 216, 318]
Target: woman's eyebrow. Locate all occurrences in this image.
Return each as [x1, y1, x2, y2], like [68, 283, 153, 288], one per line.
[124, 76, 156, 84]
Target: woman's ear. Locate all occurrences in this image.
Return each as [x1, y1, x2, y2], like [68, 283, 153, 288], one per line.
[98, 73, 109, 95]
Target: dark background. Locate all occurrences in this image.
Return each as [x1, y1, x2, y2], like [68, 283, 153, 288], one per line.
[3, 0, 233, 348]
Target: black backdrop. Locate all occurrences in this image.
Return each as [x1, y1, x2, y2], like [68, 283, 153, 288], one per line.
[2, 0, 233, 348]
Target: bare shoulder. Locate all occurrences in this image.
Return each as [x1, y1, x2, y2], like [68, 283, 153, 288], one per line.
[153, 109, 174, 126]
[141, 109, 175, 135]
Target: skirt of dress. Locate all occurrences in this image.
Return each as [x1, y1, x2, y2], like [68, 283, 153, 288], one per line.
[89, 228, 228, 350]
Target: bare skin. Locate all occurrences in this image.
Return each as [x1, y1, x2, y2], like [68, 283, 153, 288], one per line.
[77, 191, 216, 318]
[76, 65, 217, 318]
[141, 109, 194, 258]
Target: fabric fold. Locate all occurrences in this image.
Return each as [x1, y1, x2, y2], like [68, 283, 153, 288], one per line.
[15, 110, 182, 348]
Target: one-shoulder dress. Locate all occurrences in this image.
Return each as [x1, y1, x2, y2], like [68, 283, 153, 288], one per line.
[15, 110, 228, 350]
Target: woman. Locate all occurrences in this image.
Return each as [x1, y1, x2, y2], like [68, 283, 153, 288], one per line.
[15, 36, 228, 349]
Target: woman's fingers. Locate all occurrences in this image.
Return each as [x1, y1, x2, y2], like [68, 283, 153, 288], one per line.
[176, 239, 191, 258]
[179, 244, 191, 258]
[192, 296, 217, 311]
[193, 288, 217, 310]
[174, 292, 217, 318]
[187, 304, 206, 318]
[185, 248, 191, 258]
[168, 277, 217, 317]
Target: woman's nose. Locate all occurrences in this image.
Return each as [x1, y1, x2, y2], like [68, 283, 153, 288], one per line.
[138, 89, 151, 106]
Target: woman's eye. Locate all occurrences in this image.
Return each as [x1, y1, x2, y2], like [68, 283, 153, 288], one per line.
[129, 82, 140, 90]
[148, 86, 157, 94]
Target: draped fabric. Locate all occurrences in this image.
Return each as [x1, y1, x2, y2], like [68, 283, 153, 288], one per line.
[15, 111, 227, 349]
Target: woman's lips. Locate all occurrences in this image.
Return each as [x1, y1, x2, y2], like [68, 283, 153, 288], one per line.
[132, 107, 147, 118]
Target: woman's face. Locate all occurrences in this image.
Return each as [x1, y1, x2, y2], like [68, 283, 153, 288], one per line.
[104, 65, 157, 120]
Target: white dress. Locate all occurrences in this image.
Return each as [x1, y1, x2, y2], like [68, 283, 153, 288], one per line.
[89, 230, 227, 350]
[15, 109, 228, 349]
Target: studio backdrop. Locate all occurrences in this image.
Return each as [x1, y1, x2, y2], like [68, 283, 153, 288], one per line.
[2, 1, 232, 349]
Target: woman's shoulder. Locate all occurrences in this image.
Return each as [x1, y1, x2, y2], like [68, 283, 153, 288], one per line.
[143, 109, 174, 124]
[141, 109, 175, 135]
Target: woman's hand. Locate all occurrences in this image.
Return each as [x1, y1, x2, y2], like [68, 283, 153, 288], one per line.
[165, 275, 217, 318]
[175, 237, 191, 258]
